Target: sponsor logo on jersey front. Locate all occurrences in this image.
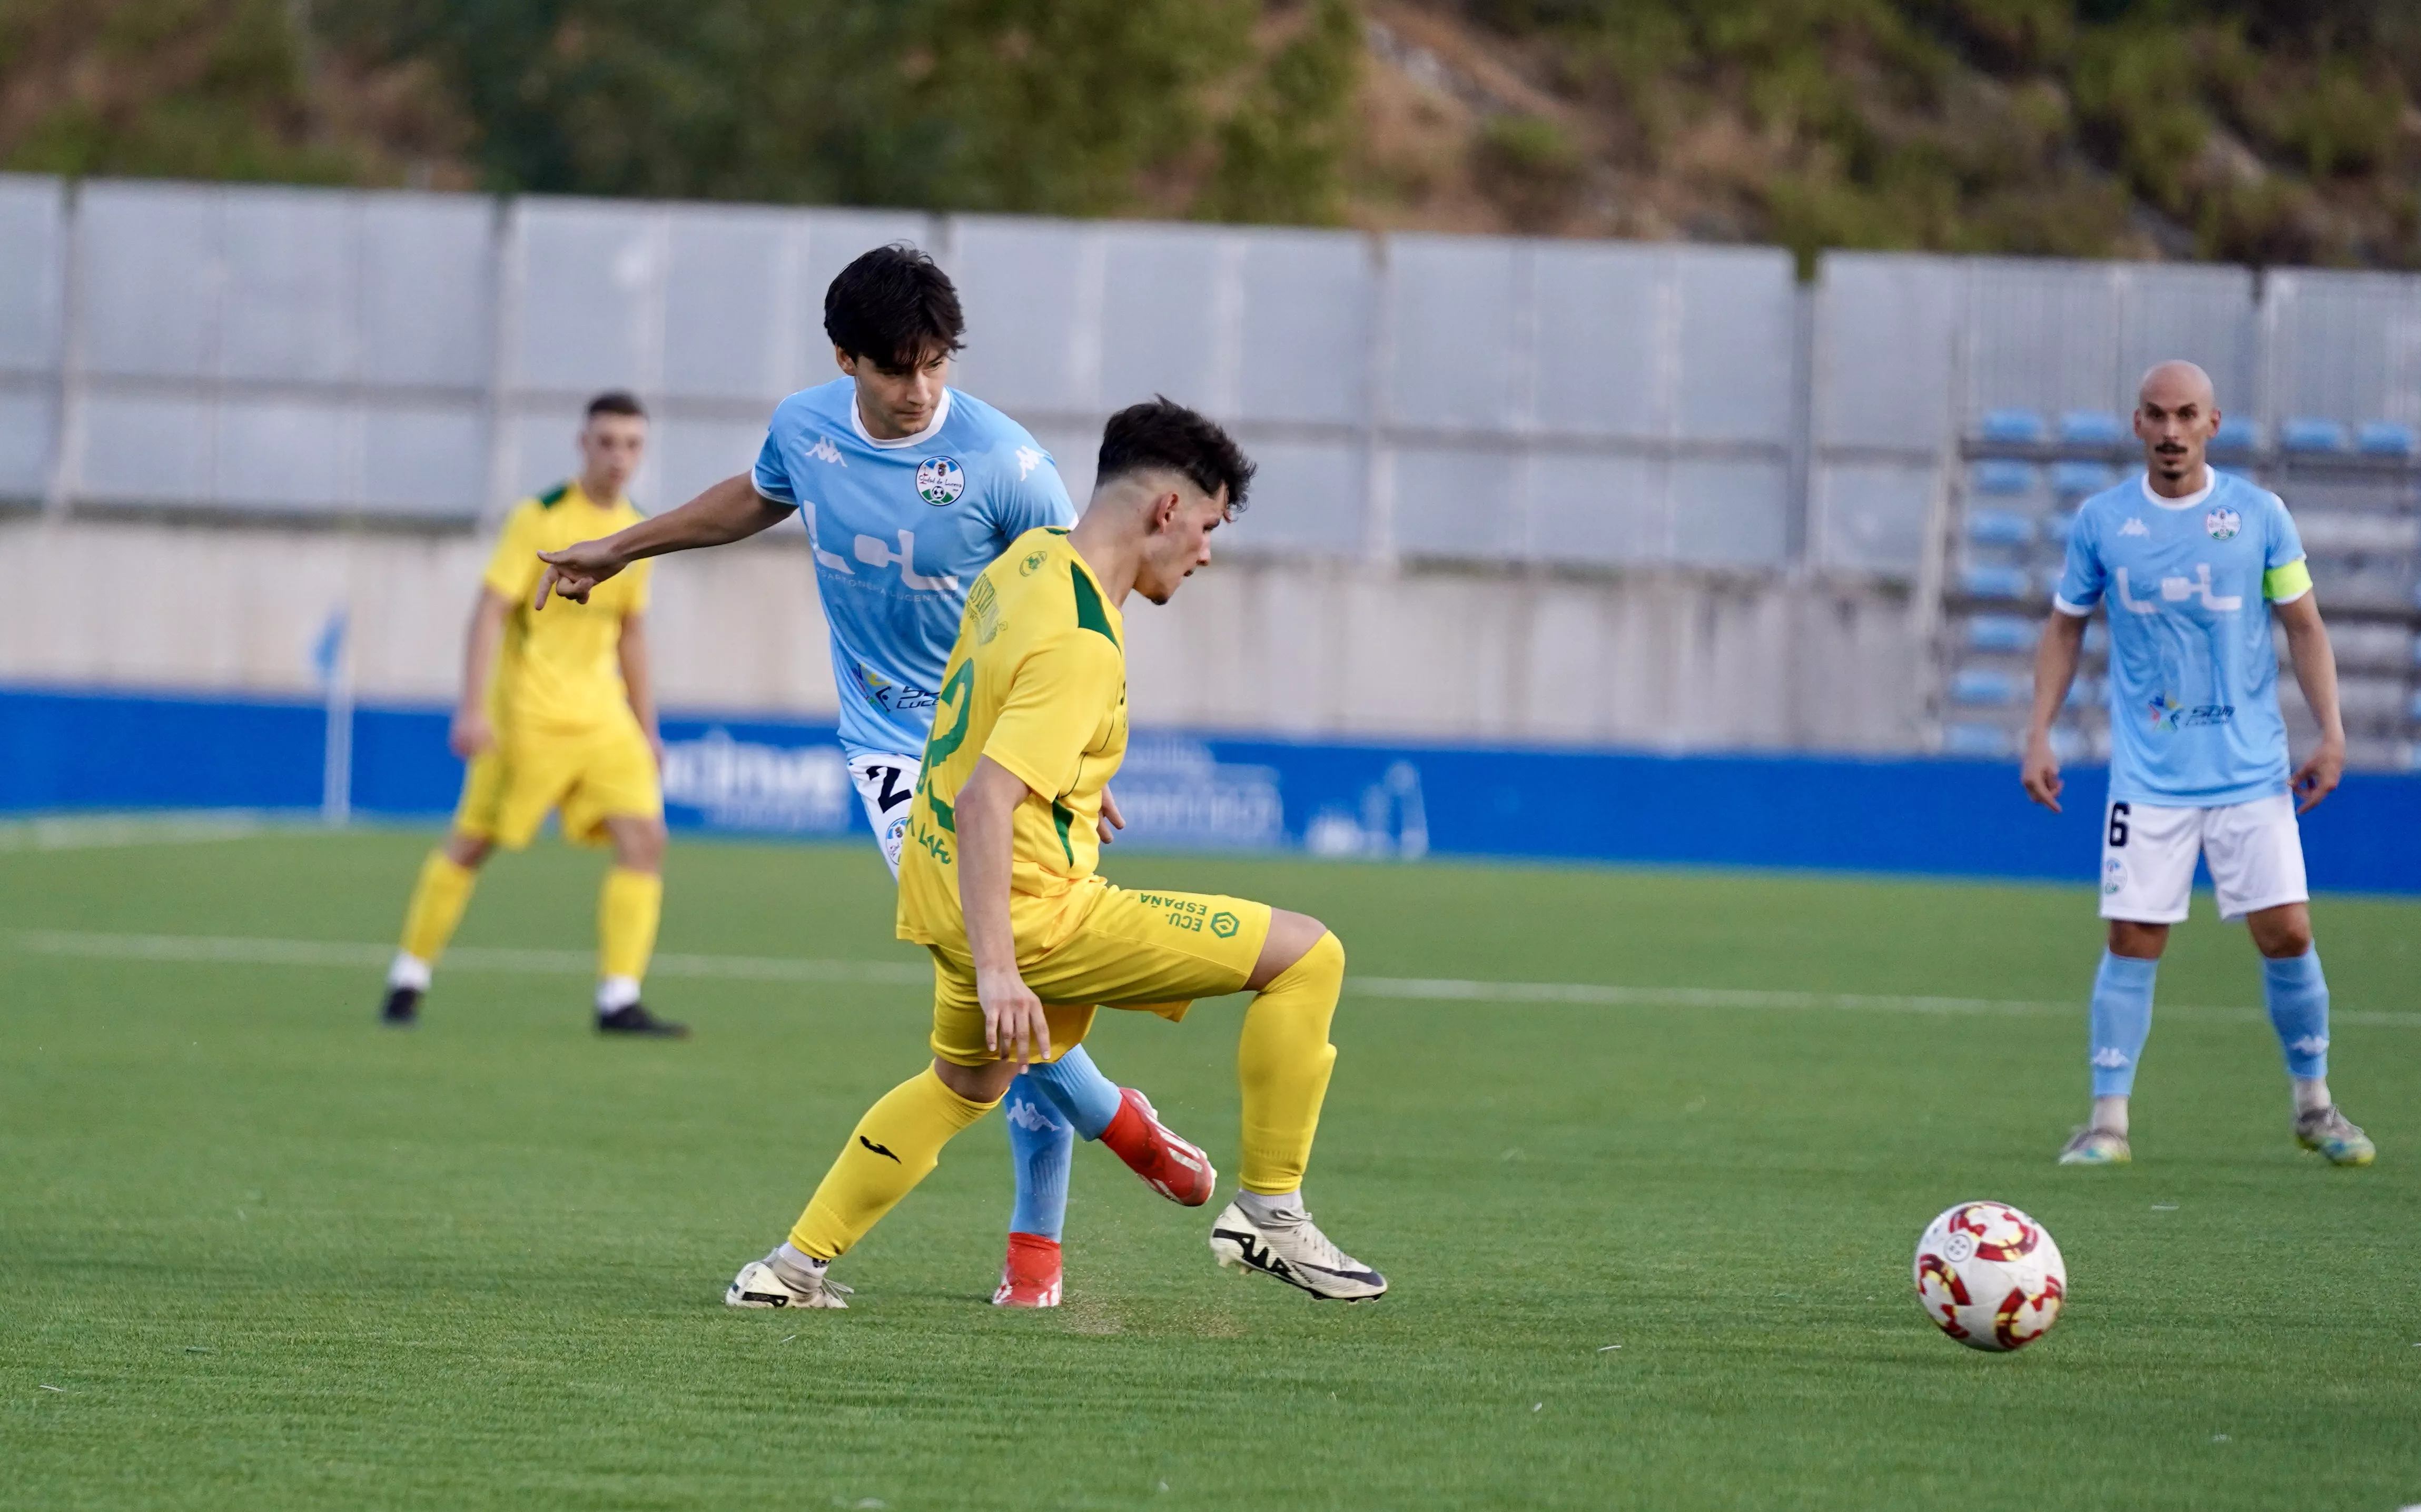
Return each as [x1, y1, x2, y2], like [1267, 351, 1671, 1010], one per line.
[2205, 507, 2240, 540]
[916, 456, 965, 506]
[1018, 548, 1048, 576]
[848, 661, 940, 713]
[2146, 690, 2234, 731]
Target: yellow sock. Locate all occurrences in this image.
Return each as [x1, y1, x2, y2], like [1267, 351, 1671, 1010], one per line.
[398, 850, 478, 965]
[1238, 930, 1345, 1194]
[598, 867, 662, 983]
[789, 1067, 997, 1261]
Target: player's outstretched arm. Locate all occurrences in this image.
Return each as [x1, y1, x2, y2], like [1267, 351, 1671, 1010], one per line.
[2276, 594, 2346, 813]
[956, 756, 1051, 1065]
[535, 473, 793, 608]
[2020, 610, 2087, 811]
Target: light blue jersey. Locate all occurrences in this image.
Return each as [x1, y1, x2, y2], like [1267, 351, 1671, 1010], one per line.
[751, 380, 1077, 758]
[2053, 470, 2309, 807]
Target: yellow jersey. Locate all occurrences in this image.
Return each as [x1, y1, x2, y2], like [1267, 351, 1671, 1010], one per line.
[478, 481, 652, 733]
[898, 527, 1128, 955]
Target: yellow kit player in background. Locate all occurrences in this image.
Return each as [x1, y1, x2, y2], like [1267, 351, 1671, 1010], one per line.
[678, 398, 1390, 1307]
[380, 392, 687, 1037]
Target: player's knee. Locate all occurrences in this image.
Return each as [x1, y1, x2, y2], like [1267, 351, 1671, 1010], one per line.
[444, 833, 493, 869]
[2106, 920, 2168, 960]
[2249, 907, 2313, 958]
[611, 817, 667, 872]
[1253, 911, 1341, 991]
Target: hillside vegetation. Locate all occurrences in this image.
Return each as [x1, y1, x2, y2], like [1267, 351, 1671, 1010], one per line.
[3, 0, 2417, 269]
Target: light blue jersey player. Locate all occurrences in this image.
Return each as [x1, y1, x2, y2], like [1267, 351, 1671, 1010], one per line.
[2019, 361, 2371, 1169]
[533, 245, 1223, 1306]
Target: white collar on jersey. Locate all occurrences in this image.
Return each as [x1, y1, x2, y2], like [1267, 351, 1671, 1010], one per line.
[851, 387, 952, 450]
[2138, 468, 2214, 512]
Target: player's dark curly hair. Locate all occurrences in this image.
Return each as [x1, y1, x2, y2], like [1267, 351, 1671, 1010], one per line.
[824, 243, 965, 373]
[1095, 397, 1254, 515]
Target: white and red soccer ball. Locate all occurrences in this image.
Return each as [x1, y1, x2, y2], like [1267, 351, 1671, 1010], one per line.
[1913, 1201, 2066, 1352]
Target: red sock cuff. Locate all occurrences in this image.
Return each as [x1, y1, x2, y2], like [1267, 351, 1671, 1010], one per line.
[1096, 1090, 1149, 1162]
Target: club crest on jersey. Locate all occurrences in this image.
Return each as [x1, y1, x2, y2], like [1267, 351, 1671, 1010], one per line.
[2205, 507, 2240, 540]
[916, 456, 965, 506]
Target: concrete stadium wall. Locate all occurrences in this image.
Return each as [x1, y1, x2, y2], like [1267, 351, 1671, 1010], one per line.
[0, 516, 1926, 753]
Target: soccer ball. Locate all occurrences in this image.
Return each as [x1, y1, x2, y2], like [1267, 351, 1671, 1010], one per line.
[1912, 1200, 2066, 1352]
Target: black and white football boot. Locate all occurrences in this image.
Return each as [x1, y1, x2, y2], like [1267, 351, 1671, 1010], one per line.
[725, 1250, 852, 1309]
[1209, 1198, 1387, 1301]
[596, 1002, 689, 1037]
[380, 985, 421, 1026]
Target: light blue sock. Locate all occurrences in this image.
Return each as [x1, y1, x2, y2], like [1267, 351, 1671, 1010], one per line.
[2261, 948, 2329, 1080]
[1003, 1072, 1072, 1241]
[2089, 951, 2159, 1098]
[1024, 1043, 1123, 1140]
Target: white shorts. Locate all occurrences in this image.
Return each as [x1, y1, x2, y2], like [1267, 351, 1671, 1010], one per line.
[848, 752, 920, 881]
[2099, 792, 2308, 924]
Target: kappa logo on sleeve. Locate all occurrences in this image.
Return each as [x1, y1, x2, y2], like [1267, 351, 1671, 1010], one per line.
[806, 435, 845, 466]
[1015, 446, 1044, 480]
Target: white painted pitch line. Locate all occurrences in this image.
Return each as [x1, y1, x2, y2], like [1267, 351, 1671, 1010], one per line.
[9, 928, 2418, 1029]
[0, 814, 281, 853]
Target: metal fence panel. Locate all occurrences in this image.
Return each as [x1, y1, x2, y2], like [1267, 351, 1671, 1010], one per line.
[361, 406, 486, 515]
[1968, 259, 2124, 423]
[1675, 248, 1796, 443]
[78, 393, 211, 504]
[217, 395, 353, 509]
[0, 175, 64, 374]
[219, 186, 357, 384]
[947, 216, 1092, 413]
[1235, 229, 1369, 428]
[2119, 263, 2255, 412]
[656, 415, 767, 508]
[1673, 458, 1790, 566]
[1237, 438, 1363, 555]
[78, 182, 220, 380]
[1531, 452, 1661, 565]
[1386, 236, 1519, 431]
[1097, 223, 1226, 415]
[1394, 442, 1521, 558]
[1532, 242, 1662, 439]
[2269, 270, 2421, 428]
[1813, 253, 1959, 450]
[360, 192, 495, 390]
[663, 206, 792, 402]
[1815, 461, 1937, 575]
[0, 392, 52, 499]
[511, 199, 661, 395]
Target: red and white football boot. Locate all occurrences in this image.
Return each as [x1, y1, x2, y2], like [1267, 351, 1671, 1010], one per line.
[1097, 1088, 1217, 1207]
[991, 1232, 1063, 1308]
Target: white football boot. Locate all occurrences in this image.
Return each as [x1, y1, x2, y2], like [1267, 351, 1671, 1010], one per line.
[724, 1250, 853, 1309]
[1209, 1199, 1387, 1301]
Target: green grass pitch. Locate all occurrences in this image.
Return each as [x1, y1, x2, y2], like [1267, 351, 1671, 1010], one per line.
[4, 826, 2418, 1509]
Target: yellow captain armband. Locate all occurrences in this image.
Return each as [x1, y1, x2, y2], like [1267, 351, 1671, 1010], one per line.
[2263, 559, 2313, 604]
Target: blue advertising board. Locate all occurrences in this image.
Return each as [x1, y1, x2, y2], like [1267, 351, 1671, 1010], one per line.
[4, 683, 2417, 892]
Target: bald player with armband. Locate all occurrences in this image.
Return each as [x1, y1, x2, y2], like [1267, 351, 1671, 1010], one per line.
[2023, 359, 2373, 1169]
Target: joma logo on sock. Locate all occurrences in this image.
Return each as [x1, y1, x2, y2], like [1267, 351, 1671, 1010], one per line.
[858, 1135, 902, 1163]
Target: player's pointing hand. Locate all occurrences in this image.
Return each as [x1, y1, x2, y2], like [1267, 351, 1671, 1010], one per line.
[533, 538, 629, 609]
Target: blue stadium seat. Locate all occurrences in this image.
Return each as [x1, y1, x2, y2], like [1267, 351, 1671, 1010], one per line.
[2411, 689, 2421, 722]
[2060, 410, 2124, 446]
[2042, 511, 2077, 544]
[1967, 509, 2033, 546]
[2356, 421, 2415, 457]
[1980, 409, 2046, 444]
[2217, 466, 2257, 483]
[2063, 676, 2097, 710]
[2213, 416, 2259, 452]
[1961, 566, 2030, 600]
[2411, 634, 2421, 668]
[2050, 461, 2112, 497]
[1967, 616, 2037, 653]
[1944, 723, 2011, 756]
[1950, 670, 2019, 706]
[2082, 621, 2108, 655]
[2282, 418, 2350, 453]
[1971, 459, 2035, 494]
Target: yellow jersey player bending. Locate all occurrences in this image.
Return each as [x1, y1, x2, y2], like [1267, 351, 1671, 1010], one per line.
[688, 399, 1386, 1306]
[381, 392, 686, 1037]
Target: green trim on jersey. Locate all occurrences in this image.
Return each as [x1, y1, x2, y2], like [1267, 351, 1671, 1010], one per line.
[1071, 565, 1118, 646]
[537, 482, 570, 508]
[1051, 800, 1076, 862]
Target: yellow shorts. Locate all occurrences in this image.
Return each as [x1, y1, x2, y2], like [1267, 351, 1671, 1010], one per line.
[454, 718, 661, 850]
[928, 884, 1273, 1068]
